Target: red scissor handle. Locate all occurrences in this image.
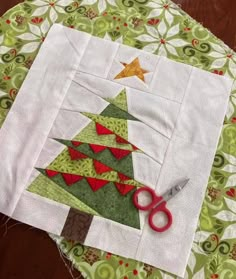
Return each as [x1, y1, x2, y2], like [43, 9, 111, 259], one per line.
[149, 202, 172, 232]
[133, 187, 173, 232]
[133, 187, 160, 210]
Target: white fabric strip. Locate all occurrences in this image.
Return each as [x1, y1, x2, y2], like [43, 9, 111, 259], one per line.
[0, 24, 90, 217]
[135, 68, 232, 276]
[85, 215, 141, 259]
[132, 152, 161, 189]
[12, 191, 70, 235]
[150, 57, 192, 103]
[62, 82, 108, 114]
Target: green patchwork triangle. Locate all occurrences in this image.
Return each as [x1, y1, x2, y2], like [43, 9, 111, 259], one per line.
[27, 172, 99, 215]
[100, 103, 137, 121]
[74, 121, 133, 150]
[82, 113, 128, 140]
[105, 89, 128, 111]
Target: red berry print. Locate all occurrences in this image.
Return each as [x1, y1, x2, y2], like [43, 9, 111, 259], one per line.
[226, 188, 236, 197]
[6, 19, 11, 24]
[160, 38, 166, 44]
[113, 16, 116, 20]
[119, 260, 123, 265]
[133, 269, 138, 275]
[31, 17, 43, 24]
[124, 22, 128, 27]
[125, 263, 129, 267]
[116, 27, 120, 30]
[147, 18, 159, 26]
[124, 276, 128, 279]
[106, 252, 112, 259]
[3, 76, 11, 80]
[184, 27, 191, 31]
[213, 69, 223, 75]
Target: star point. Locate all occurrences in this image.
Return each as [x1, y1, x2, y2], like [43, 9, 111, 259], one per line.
[114, 57, 148, 82]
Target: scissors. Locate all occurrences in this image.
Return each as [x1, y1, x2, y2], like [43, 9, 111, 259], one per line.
[133, 179, 189, 232]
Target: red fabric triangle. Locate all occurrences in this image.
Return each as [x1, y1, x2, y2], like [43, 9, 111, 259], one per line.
[86, 177, 109, 191]
[89, 143, 107, 153]
[93, 160, 113, 174]
[109, 147, 131, 160]
[116, 135, 129, 144]
[118, 173, 130, 181]
[96, 123, 114, 135]
[62, 173, 83, 186]
[68, 147, 87, 160]
[71, 140, 82, 147]
[115, 183, 135, 195]
[46, 169, 59, 177]
[132, 144, 139, 151]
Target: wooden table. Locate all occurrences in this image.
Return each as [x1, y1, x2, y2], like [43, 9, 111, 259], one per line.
[0, 1, 235, 279]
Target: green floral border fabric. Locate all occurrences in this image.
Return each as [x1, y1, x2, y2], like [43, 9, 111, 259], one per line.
[1, 0, 236, 278]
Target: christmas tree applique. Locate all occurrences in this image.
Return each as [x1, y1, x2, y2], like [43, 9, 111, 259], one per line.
[28, 89, 144, 229]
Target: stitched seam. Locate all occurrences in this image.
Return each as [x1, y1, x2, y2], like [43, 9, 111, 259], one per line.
[64, 28, 91, 64]
[105, 43, 121, 78]
[173, 133, 220, 148]
[145, 54, 162, 88]
[75, 70, 182, 104]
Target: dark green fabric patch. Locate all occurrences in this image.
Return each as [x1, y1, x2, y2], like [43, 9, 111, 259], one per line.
[38, 168, 140, 229]
[101, 103, 137, 121]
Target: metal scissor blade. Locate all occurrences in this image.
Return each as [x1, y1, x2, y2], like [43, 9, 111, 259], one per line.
[162, 179, 190, 202]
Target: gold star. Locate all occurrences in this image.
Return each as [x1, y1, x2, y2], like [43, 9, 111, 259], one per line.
[114, 57, 148, 82]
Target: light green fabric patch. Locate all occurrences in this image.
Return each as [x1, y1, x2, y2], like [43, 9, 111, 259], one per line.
[105, 89, 128, 111]
[27, 172, 99, 215]
[74, 121, 133, 150]
[82, 113, 128, 140]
